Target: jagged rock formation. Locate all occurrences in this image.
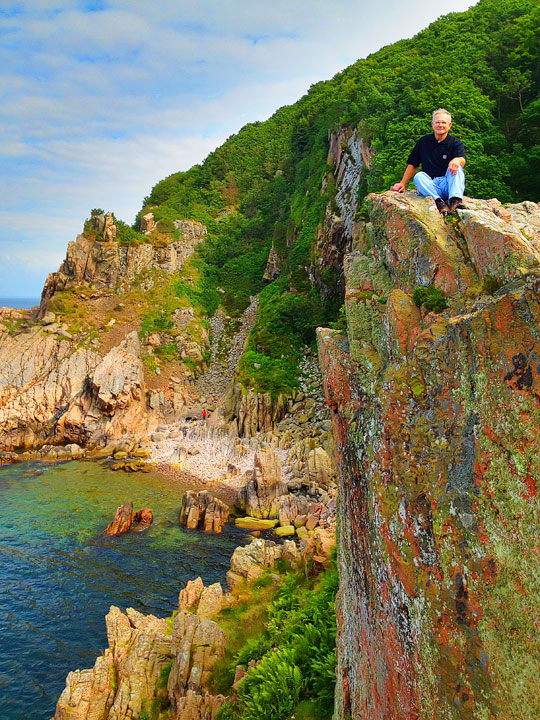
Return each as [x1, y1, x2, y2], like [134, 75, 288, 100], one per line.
[104, 502, 154, 535]
[0, 213, 209, 459]
[40, 217, 207, 314]
[104, 501, 134, 536]
[179, 490, 230, 533]
[226, 537, 301, 590]
[0, 329, 150, 455]
[212, 381, 287, 437]
[238, 448, 288, 518]
[51, 603, 227, 720]
[312, 127, 373, 299]
[318, 191, 540, 720]
[178, 578, 224, 620]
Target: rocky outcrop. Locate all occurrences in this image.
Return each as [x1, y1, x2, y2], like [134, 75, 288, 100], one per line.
[56, 332, 149, 449]
[319, 192, 540, 720]
[51, 601, 227, 720]
[179, 490, 230, 533]
[167, 610, 227, 709]
[40, 217, 207, 314]
[0, 325, 157, 457]
[238, 448, 288, 518]
[211, 382, 287, 437]
[311, 127, 373, 300]
[226, 537, 301, 590]
[104, 503, 153, 535]
[179, 578, 224, 620]
[104, 501, 134, 536]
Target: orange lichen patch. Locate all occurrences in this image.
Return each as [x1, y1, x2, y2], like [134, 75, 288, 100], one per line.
[522, 475, 537, 499]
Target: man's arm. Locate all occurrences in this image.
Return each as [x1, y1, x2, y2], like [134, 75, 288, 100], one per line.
[448, 156, 466, 175]
[392, 164, 417, 192]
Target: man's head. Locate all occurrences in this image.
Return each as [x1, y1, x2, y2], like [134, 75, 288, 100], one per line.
[432, 108, 452, 140]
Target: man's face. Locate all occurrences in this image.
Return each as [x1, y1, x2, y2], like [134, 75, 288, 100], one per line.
[432, 114, 452, 139]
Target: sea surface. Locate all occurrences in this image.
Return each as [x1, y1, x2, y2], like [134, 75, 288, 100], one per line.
[0, 461, 250, 719]
[0, 297, 40, 310]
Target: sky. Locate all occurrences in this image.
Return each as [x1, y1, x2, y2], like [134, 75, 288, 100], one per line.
[0, 0, 475, 297]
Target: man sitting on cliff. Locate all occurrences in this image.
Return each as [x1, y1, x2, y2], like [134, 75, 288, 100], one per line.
[391, 108, 466, 216]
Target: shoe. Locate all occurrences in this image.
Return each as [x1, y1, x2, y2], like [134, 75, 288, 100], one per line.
[435, 198, 450, 217]
[448, 197, 465, 213]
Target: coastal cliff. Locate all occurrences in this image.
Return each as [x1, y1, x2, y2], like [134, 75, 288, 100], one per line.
[0, 216, 209, 458]
[318, 191, 540, 719]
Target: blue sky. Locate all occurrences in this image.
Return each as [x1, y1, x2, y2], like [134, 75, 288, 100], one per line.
[0, 0, 474, 297]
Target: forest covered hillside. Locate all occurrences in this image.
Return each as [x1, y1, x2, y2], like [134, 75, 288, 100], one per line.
[126, 0, 539, 396]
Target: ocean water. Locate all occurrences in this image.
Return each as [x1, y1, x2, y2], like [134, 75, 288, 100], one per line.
[0, 298, 40, 310]
[0, 461, 250, 719]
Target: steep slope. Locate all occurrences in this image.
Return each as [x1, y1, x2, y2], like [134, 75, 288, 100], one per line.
[318, 192, 540, 719]
[134, 0, 539, 397]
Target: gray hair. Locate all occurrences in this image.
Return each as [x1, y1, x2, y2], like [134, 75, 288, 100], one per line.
[432, 108, 452, 122]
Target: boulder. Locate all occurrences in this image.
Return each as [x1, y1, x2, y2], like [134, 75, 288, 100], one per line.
[179, 491, 230, 533]
[179, 578, 205, 612]
[132, 508, 153, 532]
[104, 501, 133, 536]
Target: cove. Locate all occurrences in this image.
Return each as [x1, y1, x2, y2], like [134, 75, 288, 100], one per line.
[0, 460, 250, 720]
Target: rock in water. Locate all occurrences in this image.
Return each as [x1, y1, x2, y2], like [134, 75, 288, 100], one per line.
[104, 501, 133, 536]
[179, 490, 230, 533]
[132, 508, 153, 532]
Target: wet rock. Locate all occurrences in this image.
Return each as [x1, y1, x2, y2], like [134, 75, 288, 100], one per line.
[104, 501, 133, 536]
[179, 490, 230, 533]
[132, 508, 153, 532]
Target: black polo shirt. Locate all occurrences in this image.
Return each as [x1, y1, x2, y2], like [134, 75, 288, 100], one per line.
[407, 133, 466, 179]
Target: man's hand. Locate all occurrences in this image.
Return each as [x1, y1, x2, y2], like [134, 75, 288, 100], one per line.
[392, 182, 405, 192]
[448, 157, 465, 175]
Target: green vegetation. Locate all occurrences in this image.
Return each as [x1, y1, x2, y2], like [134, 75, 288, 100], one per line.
[213, 561, 338, 720]
[114, 0, 537, 393]
[412, 285, 449, 313]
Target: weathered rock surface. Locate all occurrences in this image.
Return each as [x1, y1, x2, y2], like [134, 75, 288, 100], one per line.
[40, 218, 207, 312]
[319, 190, 540, 720]
[0, 327, 149, 454]
[167, 611, 227, 713]
[211, 381, 287, 437]
[226, 537, 301, 589]
[178, 577, 223, 620]
[104, 501, 134, 536]
[238, 448, 288, 518]
[179, 490, 230, 533]
[51, 601, 227, 720]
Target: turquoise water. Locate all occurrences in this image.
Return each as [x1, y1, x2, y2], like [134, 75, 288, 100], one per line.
[0, 461, 250, 719]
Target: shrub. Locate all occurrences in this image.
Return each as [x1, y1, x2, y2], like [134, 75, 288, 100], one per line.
[412, 285, 448, 312]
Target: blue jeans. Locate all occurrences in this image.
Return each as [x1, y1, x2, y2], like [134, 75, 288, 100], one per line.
[413, 167, 465, 201]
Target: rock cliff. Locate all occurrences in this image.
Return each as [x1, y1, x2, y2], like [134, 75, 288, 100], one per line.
[0, 216, 209, 458]
[40, 215, 206, 314]
[318, 191, 540, 720]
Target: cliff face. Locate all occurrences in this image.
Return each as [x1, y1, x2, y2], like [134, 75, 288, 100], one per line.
[318, 192, 540, 719]
[0, 217, 208, 457]
[39, 217, 207, 315]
